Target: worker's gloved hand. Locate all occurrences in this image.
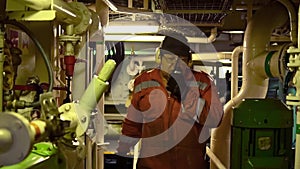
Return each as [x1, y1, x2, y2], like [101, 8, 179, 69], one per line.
[166, 72, 189, 101]
[167, 61, 196, 101]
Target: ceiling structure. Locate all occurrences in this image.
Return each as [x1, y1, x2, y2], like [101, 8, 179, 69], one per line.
[90, 0, 298, 51]
[71, 0, 300, 52]
[105, 0, 295, 34]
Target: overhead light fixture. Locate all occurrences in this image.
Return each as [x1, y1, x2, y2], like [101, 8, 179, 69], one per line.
[222, 30, 244, 34]
[105, 35, 164, 42]
[104, 25, 159, 34]
[104, 21, 159, 34]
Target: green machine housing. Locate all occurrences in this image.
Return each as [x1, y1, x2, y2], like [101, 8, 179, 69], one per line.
[231, 99, 293, 169]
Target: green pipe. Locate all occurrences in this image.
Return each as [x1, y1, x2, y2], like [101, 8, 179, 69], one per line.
[264, 51, 276, 78]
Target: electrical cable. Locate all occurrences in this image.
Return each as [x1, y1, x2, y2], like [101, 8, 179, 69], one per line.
[5, 20, 54, 107]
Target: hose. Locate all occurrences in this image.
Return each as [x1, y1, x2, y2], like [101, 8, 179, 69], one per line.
[4, 20, 54, 107]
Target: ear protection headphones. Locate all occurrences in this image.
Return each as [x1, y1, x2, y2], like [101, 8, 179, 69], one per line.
[155, 35, 192, 65]
[155, 47, 162, 64]
[155, 46, 192, 65]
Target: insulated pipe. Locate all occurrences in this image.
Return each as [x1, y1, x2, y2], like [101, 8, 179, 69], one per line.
[210, 2, 289, 169]
[207, 27, 218, 43]
[96, 0, 110, 27]
[249, 44, 291, 81]
[206, 146, 226, 169]
[193, 52, 232, 60]
[216, 52, 232, 60]
[187, 27, 218, 43]
[53, 0, 82, 26]
[231, 46, 243, 98]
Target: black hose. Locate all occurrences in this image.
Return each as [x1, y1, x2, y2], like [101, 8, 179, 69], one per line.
[5, 20, 54, 107]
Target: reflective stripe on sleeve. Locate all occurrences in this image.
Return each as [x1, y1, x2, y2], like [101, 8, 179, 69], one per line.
[187, 81, 208, 90]
[134, 80, 161, 93]
[193, 98, 205, 122]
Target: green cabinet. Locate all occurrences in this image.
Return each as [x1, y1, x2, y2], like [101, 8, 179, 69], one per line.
[231, 99, 293, 169]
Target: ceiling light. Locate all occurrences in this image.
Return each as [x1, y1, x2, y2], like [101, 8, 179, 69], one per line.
[104, 25, 159, 34]
[222, 30, 244, 34]
[104, 21, 159, 34]
[105, 35, 164, 42]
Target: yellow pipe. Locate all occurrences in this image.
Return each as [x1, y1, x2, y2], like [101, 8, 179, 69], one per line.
[53, 0, 82, 25]
[96, 0, 110, 27]
[278, 0, 298, 44]
[210, 2, 289, 168]
[206, 146, 226, 169]
[231, 46, 243, 98]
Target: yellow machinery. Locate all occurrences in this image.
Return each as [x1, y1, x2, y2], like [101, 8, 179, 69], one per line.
[0, 0, 116, 168]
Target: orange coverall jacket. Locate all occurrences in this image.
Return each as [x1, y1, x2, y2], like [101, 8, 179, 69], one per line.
[117, 68, 223, 169]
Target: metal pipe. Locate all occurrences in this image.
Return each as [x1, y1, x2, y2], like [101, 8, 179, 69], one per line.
[295, 107, 300, 169]
[278, 0, 297, 44]
[231, 46, 243, 98]
[248, 44, 290, 81]
[96, 0, 110, 26]
[53, 0, 82, 25]
[187, 27, 217, 43]
[246, 0, 253, 23]
[206, 146, 226, 169]
[0, 31, 5, 110]
[210, 2, 289, 168]
[295, 4, 300, 168]
[98, 0, 117, 12]
[293, 75, 300, 169]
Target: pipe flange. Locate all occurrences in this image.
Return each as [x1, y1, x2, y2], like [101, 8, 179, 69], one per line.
[286, 95, 300, 106]
[287, 46, 300, 68]
[59, 35, 81, 44]
[0, 112, 33, 166]
[278, 43, 293, 70]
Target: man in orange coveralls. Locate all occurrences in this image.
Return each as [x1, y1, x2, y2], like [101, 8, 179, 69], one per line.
[116, 32, 223, 169]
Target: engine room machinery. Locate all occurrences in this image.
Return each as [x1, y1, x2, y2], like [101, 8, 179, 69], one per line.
[0, 0, 117, 168]
[2, 0, 300, 169]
